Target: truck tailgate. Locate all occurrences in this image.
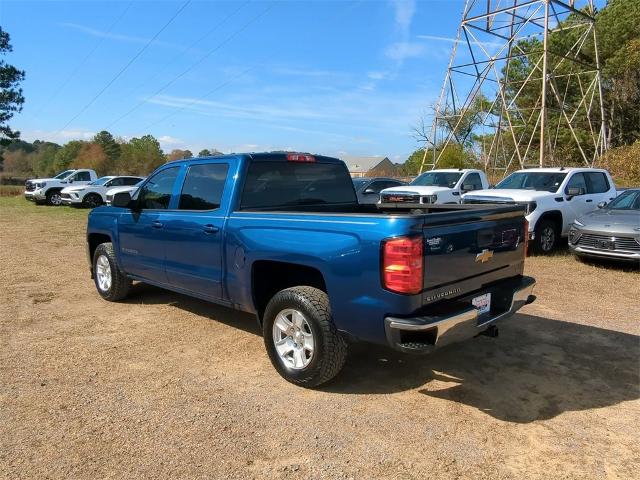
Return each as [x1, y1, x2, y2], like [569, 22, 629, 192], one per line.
[420, 206, 526, 304]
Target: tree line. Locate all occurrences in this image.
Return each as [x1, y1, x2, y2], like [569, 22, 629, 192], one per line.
[0, 131, 224, 178]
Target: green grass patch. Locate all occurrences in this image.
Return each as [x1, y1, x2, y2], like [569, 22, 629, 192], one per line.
[0, 196, 90, 217]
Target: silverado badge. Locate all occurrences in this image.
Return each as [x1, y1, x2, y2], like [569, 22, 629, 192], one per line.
[475, 249, 494, 263]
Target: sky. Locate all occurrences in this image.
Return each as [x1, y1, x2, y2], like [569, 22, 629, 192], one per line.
[3, 0, 482, 162]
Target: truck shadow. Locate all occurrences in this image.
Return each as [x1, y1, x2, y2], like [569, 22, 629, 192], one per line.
[125, 285, 638, 424]
[326, 314, 639, 423]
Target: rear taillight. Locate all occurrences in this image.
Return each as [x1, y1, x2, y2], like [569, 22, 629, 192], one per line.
[287, 153, 315, 162]
[523, 218, 529, 256]
[382, 236, 423, 295]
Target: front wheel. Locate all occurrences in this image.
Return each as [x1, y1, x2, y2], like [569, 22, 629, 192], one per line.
[83, 193, 103, 208]
[533, 219, 559, 253]
[45, 190, 63, 206]
[263, 286, 347, 387]
[93, 242, 131, 301]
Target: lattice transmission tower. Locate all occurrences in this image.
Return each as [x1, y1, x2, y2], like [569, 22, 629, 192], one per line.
[420, 0, 607, 176]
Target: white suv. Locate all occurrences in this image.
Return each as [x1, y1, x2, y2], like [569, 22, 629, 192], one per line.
[462, 167, 618, 253]
[61, 176, 143, 207]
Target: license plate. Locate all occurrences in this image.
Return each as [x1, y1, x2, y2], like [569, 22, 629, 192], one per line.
[472, 293, 492, 314]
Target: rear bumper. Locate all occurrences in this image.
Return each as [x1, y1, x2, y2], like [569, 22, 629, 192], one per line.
[384, 276, 536, 354]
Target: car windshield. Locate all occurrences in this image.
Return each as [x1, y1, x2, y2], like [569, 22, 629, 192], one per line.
[89, 177, 112, 186]
[495, 172, 567, 192]
[54, 170, 75, 179]
[606, 190, 640, 210]
[411, 172, 463, 188]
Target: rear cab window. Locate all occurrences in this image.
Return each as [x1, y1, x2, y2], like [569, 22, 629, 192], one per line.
[239, 161, 357, 210]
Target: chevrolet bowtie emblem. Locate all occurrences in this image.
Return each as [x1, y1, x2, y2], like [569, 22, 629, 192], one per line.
[475, 249, 494, 263]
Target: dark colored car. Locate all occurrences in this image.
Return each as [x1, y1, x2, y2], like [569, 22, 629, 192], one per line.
[352, 177, 406, 204]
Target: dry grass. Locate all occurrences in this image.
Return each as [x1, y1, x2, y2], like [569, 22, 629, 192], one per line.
[1, 197, 638, 479]
[0, 185, 24, 197]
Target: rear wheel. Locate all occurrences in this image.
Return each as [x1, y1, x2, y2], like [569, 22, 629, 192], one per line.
[263, 286, 347, 387]
[46, 190, 62, 206]
[93, 242, 131, 301]
[83, 193, 103, 208]
[534, 219, 558, 253]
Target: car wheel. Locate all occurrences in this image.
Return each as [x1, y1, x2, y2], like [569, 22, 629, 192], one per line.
[46, 190, 62, 206]
[263, 286, 347, 387]
[534, 219, 558, 253]
[84, 193, 103, 208]
[93, 242, 131, 301]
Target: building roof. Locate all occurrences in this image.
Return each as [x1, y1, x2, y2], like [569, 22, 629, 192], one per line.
[341, 156, 391, 173]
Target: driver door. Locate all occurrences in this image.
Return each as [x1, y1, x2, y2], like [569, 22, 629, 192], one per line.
[117, 166, 181, 284]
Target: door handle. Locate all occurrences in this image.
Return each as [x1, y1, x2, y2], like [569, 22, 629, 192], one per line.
[203, 224, 219, 234]
[152, 221, 163, 229]
[586, 199, 593, 203]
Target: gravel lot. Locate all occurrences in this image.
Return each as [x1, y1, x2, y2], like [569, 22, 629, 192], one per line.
[1, 197, 638, 479]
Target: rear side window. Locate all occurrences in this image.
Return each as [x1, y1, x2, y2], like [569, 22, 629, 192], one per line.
[586, 172, 609, 193]
[137, 167, 180, 210]
[240, 161, 357, 210]
[179, 163, 229, 210]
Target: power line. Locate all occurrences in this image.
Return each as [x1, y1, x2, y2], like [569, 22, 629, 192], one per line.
[113, 0, 251, 112]
[55, 0, 191, 135]
[30, 1, 134, 120]
[106, 0, 275, 130]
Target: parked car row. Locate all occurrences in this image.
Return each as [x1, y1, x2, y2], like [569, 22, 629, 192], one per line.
[24, 168, 144, 207]
[367, 167, 638, 263]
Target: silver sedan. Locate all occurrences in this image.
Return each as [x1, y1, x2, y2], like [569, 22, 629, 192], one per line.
[569, 188, 640, 264]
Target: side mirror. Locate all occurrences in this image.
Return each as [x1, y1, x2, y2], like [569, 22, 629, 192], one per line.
[597, 201, 607, 209]
[112, 191, 132, 208]
[461, 183, 474, 192]
[566, 187, 584, 197]
[363, 187, 377, 194]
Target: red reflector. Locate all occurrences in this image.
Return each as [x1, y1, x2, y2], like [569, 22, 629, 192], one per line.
[382, 236, 423, 295]
[287, 153, 315, 162]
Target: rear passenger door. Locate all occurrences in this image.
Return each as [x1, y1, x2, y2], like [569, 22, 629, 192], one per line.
[164, 162, 230, 300]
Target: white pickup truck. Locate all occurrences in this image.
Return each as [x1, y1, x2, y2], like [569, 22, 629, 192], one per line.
[61, 175, 143, 207]
[462, 167, 618, 253]
[24, 169, 98, 205]
[379, 169, 489, 205]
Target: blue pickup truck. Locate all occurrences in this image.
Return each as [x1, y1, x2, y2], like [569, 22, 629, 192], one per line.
[86, 152, 536, 387]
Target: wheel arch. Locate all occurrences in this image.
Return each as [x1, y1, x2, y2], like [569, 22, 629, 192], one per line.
[534, 210, 563, 231]
[251, 260, 327, 324]
[88, 232, 113, 264]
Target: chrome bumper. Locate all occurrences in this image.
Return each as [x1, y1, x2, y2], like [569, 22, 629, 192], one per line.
[384, 276, 536, 353]
[570, 245, 640, 262]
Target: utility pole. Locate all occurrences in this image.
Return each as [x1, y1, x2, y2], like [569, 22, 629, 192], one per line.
[421, 0, 606, 176]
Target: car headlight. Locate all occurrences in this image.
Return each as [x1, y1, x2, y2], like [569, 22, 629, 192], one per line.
[36, 182, 46, 188]
[573, 219, 585, 227]
[526, 201, 537, 214]
[422, 194, 437, 204]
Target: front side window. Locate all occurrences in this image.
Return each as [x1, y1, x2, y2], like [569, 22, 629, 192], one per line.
[73, 171, 92, 182]
[586, 172, 609, 193]
[137, 167, 180, 210]
[606, 190, 640, 210]
[106, 178, 125, 187]
[463, 173, 483, 190]
[125, 177, 143, 186]
[178, 163, 229, 210]
[565, 173, 587, 195]
[89, 177, 112, 186]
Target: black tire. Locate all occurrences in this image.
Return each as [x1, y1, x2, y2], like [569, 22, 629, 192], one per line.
[45, 189, 63, 206]
[263, 286, 347, 387]
[533, 219, 559, 254]
[83, 193, 103, 208]
[92, 242, 131, 301]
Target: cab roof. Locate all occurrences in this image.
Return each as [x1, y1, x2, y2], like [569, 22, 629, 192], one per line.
[167, 152, 344, 165]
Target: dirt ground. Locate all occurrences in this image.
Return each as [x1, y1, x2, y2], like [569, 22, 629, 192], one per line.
[1, 197, 638, 479]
